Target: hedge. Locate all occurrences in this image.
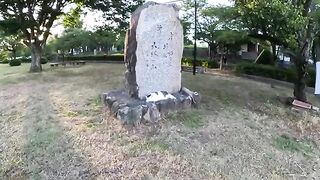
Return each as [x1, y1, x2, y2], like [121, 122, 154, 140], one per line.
[9, 59, 22, 66]
[65, 55, 124, 61]
[63, 55, 220, 69]
[235, 63, 315, 87]
[14, 57, 48, 64]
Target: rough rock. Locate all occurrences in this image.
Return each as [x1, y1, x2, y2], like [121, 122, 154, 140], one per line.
[103, 89, 200, 124]
[143, 103, 161, 123]
[124, 2, 184, 99]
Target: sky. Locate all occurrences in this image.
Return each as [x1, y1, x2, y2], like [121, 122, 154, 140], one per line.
[51, 0, 232, 35]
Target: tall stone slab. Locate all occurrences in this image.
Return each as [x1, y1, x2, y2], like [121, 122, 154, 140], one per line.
[124, 2, 184, 99]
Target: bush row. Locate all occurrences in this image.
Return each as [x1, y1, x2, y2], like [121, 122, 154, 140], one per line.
[235, 63, 315, 87]
[19, 57, 48, 64]
[9, 59, 22, 66]
[64, 55, 124, 61]
[64, 55, 220, 69]
[5, 57, 48, 67]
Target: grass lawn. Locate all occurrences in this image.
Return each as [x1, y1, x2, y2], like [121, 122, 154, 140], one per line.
[1, 63, 320, 179]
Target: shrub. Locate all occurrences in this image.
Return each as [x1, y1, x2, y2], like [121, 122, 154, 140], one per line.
[306, 69, 316, 88]
[256, 49, 274, 65]
[19, 57, 48, 64]
[41, 57, 48, 64]
[20, 57, 31, 63]
[0, 59, 9, 64]
[0, 51, 9, 63]
[181, 57, 202, 66]
[207, 60, 219, 68]
[9, 59, 22, 66]
[235, 63, 315, 87]
[181, 57, 219, 68]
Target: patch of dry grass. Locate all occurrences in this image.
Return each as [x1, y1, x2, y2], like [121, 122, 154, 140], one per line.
[1, 63, 320, 179]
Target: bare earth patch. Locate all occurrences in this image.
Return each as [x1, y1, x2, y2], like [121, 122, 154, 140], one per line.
[1, 63, 320, 179]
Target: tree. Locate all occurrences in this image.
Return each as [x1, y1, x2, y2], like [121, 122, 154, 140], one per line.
[83, 0, 144, 33]
[181, 18, 193, 45]
[54, 28, 91, 54]
[236, 0, 320, 102]
[63, 4, 83, 29]
[92, 28, 117, 54]
[0, 31, 23, 60]
[182, 0, 208, 44]
[53, 28, 117, 55]
[198, 6, 248, 58]
[0, 0, 74, 72]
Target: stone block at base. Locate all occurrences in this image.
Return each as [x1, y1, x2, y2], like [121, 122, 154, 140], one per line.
[102, 88, 201, 124]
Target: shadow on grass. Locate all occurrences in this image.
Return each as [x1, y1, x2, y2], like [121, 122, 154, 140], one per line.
[17, 86, 97, 179]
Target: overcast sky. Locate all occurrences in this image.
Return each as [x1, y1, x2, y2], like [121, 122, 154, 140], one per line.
[51, 0, 232, 35]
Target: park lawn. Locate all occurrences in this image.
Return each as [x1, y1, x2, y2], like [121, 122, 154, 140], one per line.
[1, 63, 320, 179]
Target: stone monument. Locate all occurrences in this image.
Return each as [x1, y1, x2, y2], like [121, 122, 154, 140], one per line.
[102, 2, 201, 124]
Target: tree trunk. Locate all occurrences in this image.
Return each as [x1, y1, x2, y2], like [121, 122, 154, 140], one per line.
[293, 51, 308, 102]
[209, 43, 216, 60]
[30, 45, 43, 72]
[12, 49, 17, 60]
[271, 43, 277, 64]
[312, 42, 316, 65]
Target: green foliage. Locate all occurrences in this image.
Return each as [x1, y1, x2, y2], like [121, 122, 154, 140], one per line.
[207, 60, 220, 68]
[65, 55, 124, 61]
[9, 59, 21, 66]
[198, 5, 247, 45]
[0, 31, 24, 60]
[236, 62, 295, 82]
[0, 59, 9, 64]
[17, 57, 48, 64]
[41, 57, 48, 64]
[20, 57, 31, 63]
[53, 28, 118, 54]
[83, 0, 144, 32]
[0, 51, 8, 64]
[235, 63, 316, 87]
[236, 0, 320, 101]
[255, 49, 274, 65]
[62, 5, 83, 29]
[182, 57, 219, 68]
[0, 0, 76, 72]
[192, 4, 249, 53]
[273, 135, 314, 156]
[235, 0, 307, 50]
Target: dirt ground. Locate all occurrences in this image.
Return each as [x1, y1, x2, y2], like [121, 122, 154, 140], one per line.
[1, 63, 320, 179]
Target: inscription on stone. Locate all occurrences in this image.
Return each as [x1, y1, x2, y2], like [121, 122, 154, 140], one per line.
[125, 2, 184, 99]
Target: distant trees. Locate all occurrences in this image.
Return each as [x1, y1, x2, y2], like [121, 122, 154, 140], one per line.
[235, 0, 320, 102]
[182, 0, 248, 58]
[51, 28, 118, 55]
[83, 0, 144, 33]
[0, 0, 74, 72]
[0, 31, 23, 60]
[0, 0, 144, 72]
[197, 6, 248, 58]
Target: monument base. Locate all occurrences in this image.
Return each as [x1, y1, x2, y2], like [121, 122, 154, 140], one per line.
[102, 88, 201, 124]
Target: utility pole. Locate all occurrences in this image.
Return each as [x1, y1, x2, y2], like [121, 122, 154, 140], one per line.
[193, 0, 197, 75]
